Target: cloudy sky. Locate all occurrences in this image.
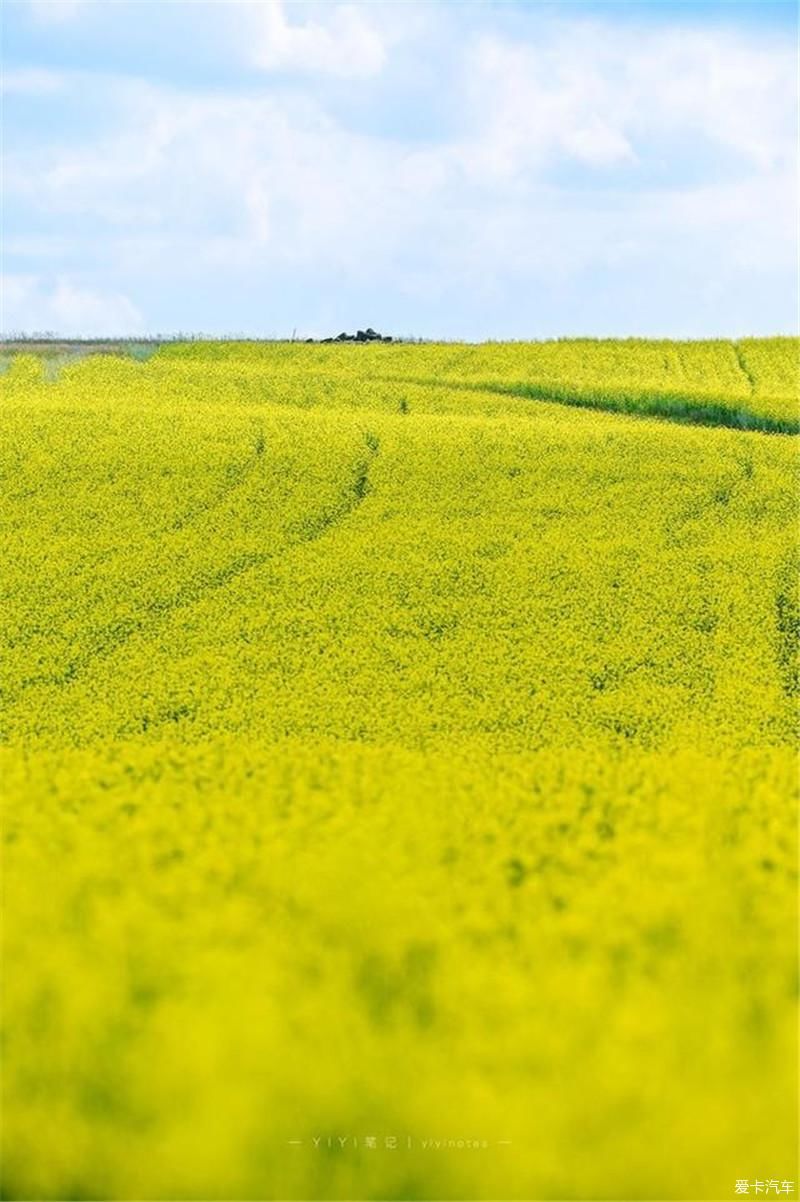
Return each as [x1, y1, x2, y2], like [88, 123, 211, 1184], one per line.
[2, 0, 796, 339]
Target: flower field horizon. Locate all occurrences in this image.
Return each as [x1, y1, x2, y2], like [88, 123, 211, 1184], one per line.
[1, 337, 798, 1201]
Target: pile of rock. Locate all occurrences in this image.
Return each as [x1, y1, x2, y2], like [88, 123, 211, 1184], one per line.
[310, 328, 393, 344]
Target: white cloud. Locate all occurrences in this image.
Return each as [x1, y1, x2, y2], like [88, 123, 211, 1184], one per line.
[456, 21, 795, 180]
[562, 119, 635, 169]
[628, 27, 796, 171]
[3, 11, 796, 335]
[1, 67, 65, 95]
[28, 0, 88, 24]
[247, 1, 386, 78]
[10, 15, 792, 254]
[2, 275, 144, 337]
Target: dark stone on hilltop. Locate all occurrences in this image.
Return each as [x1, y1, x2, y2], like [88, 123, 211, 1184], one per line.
[309, 327, 395, 344]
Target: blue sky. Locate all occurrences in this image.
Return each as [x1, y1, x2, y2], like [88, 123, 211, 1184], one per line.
[2, 0, 797, 339]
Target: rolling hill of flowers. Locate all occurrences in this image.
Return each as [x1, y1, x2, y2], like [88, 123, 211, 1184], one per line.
[1, 339, 797, 1200]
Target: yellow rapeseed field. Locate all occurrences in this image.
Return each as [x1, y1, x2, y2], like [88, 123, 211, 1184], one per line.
[1, 339, 798, 1200]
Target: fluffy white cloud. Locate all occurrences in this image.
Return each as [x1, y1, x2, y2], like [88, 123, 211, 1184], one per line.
[247, 1, 386, 78]
[1, 67, 64, 95]
[4, 10, 796, 335]
[28, 0, 88, 24]
[2, 275, 144, 336]
[457, 21, 795, 179]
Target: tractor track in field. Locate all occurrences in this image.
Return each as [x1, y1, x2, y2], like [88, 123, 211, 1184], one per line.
[775, 556, 800, 700]
[3, 436, 380, 708]
[168, 430, 266, 534]
[732, 343, 757, 396]
[371, 373, 798, 434]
